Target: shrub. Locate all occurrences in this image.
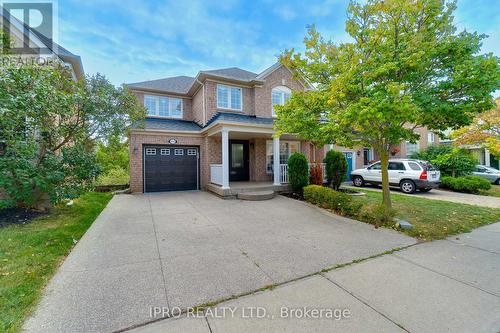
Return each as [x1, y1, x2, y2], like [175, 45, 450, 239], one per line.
[303, 185, 361, 216]
[431, 148, 476, 177]
[358, 203, 396, 228]
[288, 152, 309, 192]
[323, 150, 347, 190]
[95, 167, 130, 186]
[411, 144, 452, 161]
[440, 176, 491, 194]
[309, 163, 324, 185]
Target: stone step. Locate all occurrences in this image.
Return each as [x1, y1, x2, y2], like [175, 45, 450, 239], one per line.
[237, 190, 275, 201]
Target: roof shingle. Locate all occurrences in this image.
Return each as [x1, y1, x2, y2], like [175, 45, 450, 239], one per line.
[127, 76, 195, 94]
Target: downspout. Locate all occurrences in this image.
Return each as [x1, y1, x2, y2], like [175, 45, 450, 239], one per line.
[195, 78, 206, 125]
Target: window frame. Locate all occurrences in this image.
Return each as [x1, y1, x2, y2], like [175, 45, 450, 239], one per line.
[217, 84, 243, 111]
[405, 141, 419, 157]
[271, 86, 292, 117]
[265, 140, 301, 174]
[144, 94, 184, 119]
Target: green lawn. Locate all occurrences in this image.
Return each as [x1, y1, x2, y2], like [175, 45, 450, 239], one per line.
[352, 190, 500, 240]
[0, 192, 112, 333]
[480, 185, 500, 198]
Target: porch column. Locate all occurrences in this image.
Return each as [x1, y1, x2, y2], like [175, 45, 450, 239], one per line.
[273, 136, 281, 185]
[221, 129, 230, 189]
[485, 149, 491, 167]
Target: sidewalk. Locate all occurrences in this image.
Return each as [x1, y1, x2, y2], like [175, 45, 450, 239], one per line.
[131, 223, 500, 333]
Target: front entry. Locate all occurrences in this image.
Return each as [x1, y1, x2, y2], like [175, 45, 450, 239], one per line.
[229, 140, 249, 181]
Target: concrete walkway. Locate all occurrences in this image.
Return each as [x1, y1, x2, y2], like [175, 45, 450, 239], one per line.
[343, 184, 500, 208]
[130, 223, 500, 333]
[24, 192, 414, 333]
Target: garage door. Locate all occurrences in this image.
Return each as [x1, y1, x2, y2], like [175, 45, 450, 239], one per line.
[143, 145, 199, 192]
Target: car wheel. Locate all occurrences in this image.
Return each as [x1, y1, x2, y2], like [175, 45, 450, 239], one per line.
[352, 176, 364, 187]
[420, 188, 432, 192]
[400, 180, 416, 194]
[496, 178, 500, 185]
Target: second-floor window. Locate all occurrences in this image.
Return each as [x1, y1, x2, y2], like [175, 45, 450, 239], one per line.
[144, 95, 183, 118]
[217, 84, 242, 111]
[272, 86, 291, 117]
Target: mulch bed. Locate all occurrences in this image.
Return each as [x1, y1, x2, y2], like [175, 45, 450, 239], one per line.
[280, 191, 304, 201]
[0, 208, 46, 228]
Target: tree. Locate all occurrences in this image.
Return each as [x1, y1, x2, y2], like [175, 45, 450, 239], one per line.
[431, 148, 476, 177]
[323, 150, 347, 190]
[275, 0, 499, 208]
[452, 98, 500, 157]
[0, 61, 145, 209]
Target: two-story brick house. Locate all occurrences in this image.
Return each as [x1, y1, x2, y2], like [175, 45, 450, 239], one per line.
[127, 63, 328, 195]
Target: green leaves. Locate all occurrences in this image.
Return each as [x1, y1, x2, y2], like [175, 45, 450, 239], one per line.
[275, 0, 499, 208]
[0, 59, 145, 208]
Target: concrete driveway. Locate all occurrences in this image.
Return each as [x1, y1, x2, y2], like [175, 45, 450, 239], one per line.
[24, 191, 415, 333]
[131, 223, 500, 333]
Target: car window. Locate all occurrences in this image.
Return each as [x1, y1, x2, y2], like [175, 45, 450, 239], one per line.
[388, 162, 405, 170]
[369, 163, 381, 170]
[420, 162, 437, 171]
[408, 162, 421, 171]
[476, 167, 486, 172]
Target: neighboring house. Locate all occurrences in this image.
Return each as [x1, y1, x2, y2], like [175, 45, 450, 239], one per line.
[0, 9, 84, 80]
[127, 63, 329, 195]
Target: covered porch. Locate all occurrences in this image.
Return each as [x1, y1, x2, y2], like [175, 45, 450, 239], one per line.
[204, 123, 325, 197]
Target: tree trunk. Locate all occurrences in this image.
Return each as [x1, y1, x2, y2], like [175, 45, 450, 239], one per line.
[380, 150, 392, 208]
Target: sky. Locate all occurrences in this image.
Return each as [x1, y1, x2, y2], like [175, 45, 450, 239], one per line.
[54, 0, 500, 86]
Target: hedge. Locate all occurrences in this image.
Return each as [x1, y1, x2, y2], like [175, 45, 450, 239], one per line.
[303, 185, 395, 227]
[303, 185, 361, 217]
[440, 176, 491, 194]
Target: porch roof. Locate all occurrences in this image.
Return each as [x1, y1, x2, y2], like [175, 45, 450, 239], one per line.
[205, 112, 274, 127]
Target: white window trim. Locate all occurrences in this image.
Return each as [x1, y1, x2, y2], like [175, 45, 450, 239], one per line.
[145, 148, 156, 155]
[174, 148, 184, 156]
[144, 95, 183, 119]
[272, 86, 292, 117]
[216, 84, 243, 111]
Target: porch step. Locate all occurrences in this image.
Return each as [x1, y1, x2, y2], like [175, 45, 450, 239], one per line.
[237, 190, 275, 201]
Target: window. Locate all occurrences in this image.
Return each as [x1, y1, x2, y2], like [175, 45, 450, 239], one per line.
[408, 162, 422, 171]
[369, 162, 381, 170]
[271, 86, 291, 116]
[363, 148, 372, 166]
[217, 84, 242, 110]
[476, 166, 486, 173]
[428, 132, 436, 145]
[145, 148, 156, 155]
[406, 141, 419, 157]
[388, 162, 406, 170]
[187, 149, 197, 156]
[266, 141, 300, 173]
[174, 149, 184, 156]
[160, 148, 170, 155]
[144, 95, 183, 118]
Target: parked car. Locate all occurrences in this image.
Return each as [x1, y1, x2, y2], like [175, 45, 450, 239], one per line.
[351, 159, 441, 194]
[473, 165, 500, 185]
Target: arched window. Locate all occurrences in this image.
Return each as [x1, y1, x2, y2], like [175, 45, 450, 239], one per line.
[271, 86, 291, 117]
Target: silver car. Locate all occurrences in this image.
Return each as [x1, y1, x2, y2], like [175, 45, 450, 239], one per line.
[473, 165, 500, 185]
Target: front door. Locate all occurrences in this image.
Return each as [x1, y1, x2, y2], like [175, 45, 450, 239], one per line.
[343, 152, 354, 180]
[229, 140, 249, 181]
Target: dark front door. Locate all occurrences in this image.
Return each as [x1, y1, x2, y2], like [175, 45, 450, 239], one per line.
[229, 140, 249, 181]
